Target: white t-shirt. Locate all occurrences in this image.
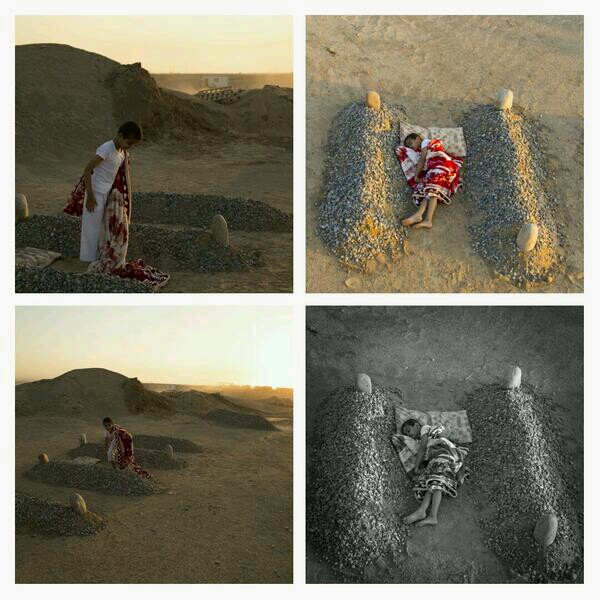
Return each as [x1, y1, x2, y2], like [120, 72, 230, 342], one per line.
[91, 140, 125, 195]
[421, 138, 430, 151]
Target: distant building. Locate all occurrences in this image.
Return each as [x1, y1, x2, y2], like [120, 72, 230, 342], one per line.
[205, 75, 228, 88]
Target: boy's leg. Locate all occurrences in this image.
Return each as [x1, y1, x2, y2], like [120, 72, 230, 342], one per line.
[417, 489, 442, 526]
[80, 191, 106, 262]
[402, 200, 428, 227]
[414, 194, 438, 229]
[403, 491, 432, 524]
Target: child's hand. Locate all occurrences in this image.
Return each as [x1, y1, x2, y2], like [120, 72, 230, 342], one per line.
[86, 194, 97, 212]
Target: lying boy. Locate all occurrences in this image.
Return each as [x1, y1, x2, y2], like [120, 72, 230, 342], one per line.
[400, 418, 468, 527]
[398, 133, 463, 230]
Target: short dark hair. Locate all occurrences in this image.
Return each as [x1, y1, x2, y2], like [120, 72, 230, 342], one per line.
[102, 417, 113, 425]
[400, 418, 420, 435]
[404, 133, 420, 146]
[118, 121, 143, 141]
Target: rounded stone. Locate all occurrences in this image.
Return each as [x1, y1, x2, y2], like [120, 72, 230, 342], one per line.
[356, 373, 372, 395]
[16, 193, 29, 223]
[165, 444, 174, 460]
[38, 453, 49, 465]
[366, 91, 381, 111]
[534, 512, 558, 547]
[79, 433, 87, 446]
[496, 88, 514, 111]
[502, 365, 522, 390]
[70, 493, 87, 517]
[211, 214, 229, 247]
[516, 223, 538, 252]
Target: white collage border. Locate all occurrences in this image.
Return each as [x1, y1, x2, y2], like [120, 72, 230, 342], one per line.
[2, 0, 597, 597]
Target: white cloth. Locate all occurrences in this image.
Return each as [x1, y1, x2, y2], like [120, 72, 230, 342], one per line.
[421, 138, 430, 151]
[105, 430, 116, 462]
[79, 140, 125, 262]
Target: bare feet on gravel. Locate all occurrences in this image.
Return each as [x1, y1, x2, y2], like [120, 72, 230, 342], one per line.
[403, 509, 427, 524]
[402, 213, 423, 227]
[414, 220, 433, 230]
[416, 516, 438, 527]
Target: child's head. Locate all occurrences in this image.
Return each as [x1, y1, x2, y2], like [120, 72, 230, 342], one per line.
[102, 416, 114, 432]
[403, 133, 423, 151]
[116, 121, 143, 149]
[400, 418, 421, 438]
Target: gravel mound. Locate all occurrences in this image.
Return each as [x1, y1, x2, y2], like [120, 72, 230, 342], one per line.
[134, 434, 202, 453]
[16, 492, 105, 536]
[204, 409, 278, 431]
[461, 105, 562, 285]
[26, 461, 159, 496]
[134, 192, 292, 232]
[16, 214, 260, 273]
[68, 443, 186, 470]
[463, 384, 582, 582]
[307, 386, 411, 578]
[16, 266, 152, 293]
[318, 101, 409, 269]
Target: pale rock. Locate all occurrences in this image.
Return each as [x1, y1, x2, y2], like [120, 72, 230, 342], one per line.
[211, 214, 229, 247]
[502, 365, 522, 389]
[516, 222, 538, 252]
[79, 433, 87, 446]
[38, 453, 49, 465]
[70, 493, 87, 517]
[16, 194, 29, 223]
[165, 444, 174, 460]
[496, 88, 514, 111]
[356, 373, 372, 395]
[366, 91, 381, 111]
[534, 512, 558, 547]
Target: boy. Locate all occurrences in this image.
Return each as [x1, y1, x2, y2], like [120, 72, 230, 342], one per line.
[102, 416, 151, 479]
[400, 133, 463, 230]
[400, 418, 468, 527]
[80, 122, 143, 262]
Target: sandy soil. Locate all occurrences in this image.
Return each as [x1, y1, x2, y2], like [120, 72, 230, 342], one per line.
[305, 306, 583, 582]
[16, 409, 292, 583]
[306, 15, 583, 293]
[16, 137, 292, 293]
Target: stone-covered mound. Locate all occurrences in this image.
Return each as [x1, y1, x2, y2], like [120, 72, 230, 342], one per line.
[15, 214, 260, 274]
[307, 386, 410, 578]
[16, 265, 153, 293]
[133, 192, 293, 233]
[461, 105, 562, 285]
[463, 384, 582, 582]
[204, 409, 278, 431]
[26, 461, 159, 496]
[134, 434, 202, 453]
[318, 101, 408, 269]
[16, 493, 105, 536]
[68, 443, 186, 470]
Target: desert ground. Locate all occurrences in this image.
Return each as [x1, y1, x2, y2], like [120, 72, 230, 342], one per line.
[306, 15, 583, 293]
[305, 306, 583, 582]
[16, 44, 292, 293]
[15, 369, 293, 583]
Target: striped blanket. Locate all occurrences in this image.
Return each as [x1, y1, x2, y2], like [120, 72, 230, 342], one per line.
[395, 138, 464, 207]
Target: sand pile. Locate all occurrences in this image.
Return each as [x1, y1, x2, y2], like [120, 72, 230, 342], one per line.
[16, 265, 153, 293]
[307, 386, 410, 578]
[318, 101, 408, 269]
[16, 368, 175, 417]
[463, 384, 582, 582]
[205, 409, 278, 431]
[163, 389, 259, 417]
[461, 105, 562, 285]
[134, 435, 202, 454]
[68, 443, 186, 470]
[16, 214, 260, 275]
[16, 493, 105, 536]
[26, 461, 159, 495]
[133, 192, 293, 232]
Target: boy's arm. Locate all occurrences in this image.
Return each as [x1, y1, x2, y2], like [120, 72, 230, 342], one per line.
[415, 150, 427, 181]
[413, 434, 429, 473]
[83, 155, 104, 212]
[124, 150, 132, 221]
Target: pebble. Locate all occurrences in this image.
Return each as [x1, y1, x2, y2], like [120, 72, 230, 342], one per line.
[534, 512, 558, 547]
[517, 223, 538, 252]
[16, 193, 28, 223]
[365, 91, 381, 110]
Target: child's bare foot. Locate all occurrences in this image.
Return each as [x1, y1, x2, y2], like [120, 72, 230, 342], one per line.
[403, 509, 427, 524]
[416, 516, 438, 527]
[402, 213, 423, 227]
[414, 220, 432, 230]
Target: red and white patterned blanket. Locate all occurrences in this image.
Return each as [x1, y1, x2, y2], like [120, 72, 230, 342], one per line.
[395, 138, 464, 207]
[64, 164, 169, 290]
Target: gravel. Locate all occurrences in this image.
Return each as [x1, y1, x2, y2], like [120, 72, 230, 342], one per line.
[461, 105, 562, 285]
[134, 192, 293, 232]
[16, 493, 105, 536]
[26, 461, 160, 496]
[463, 383, 582, 582]
[205, 409, 278, 431]
[307, 386, 411, 579]
[16, 265, 153, 293]
[133, 434, 202, 453]
[68, 443, 187, 470]
[318, 101, 409, 269]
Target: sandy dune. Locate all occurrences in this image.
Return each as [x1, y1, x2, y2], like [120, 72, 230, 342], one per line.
[306, 16, 583, 293]
[15, 369, 292, 583]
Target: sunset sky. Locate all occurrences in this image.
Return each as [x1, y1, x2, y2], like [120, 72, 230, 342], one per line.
[15, 15, 292, 73]
[15, 306, 292, 388]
